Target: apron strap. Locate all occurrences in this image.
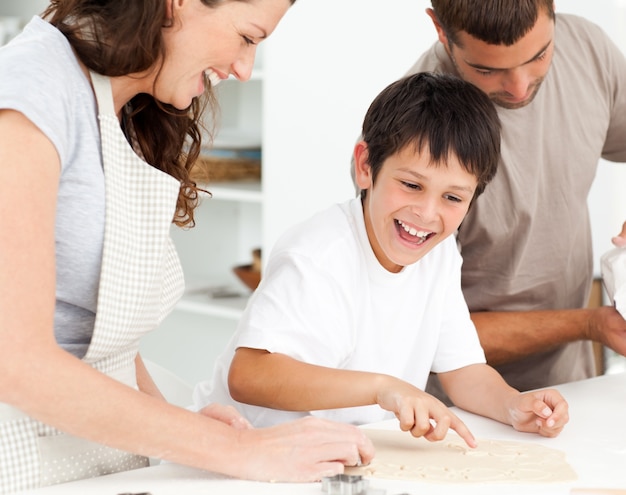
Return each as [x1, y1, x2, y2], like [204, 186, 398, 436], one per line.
[89, 71, 116, 117]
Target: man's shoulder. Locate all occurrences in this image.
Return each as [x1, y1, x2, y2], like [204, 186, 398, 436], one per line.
[555, 12, 613, 46]
[552, 12, 624, 79]
[404, 41, 457, 78]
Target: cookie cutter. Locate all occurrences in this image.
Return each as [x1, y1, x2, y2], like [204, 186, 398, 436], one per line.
[321, 474, 386, 495]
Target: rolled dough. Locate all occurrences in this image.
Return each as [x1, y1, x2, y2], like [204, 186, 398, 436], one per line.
[345, 429, 577, 484]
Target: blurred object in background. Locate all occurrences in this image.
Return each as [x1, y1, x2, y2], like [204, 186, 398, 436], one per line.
[0, 0, 49, 45]
[0, 17, 20, 45]
[233, 248, 262, 291]
[0, 0, 49, 18]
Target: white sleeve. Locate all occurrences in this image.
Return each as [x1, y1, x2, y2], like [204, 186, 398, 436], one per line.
[234, 250, 356, 369]
[430, 245, 486, 373]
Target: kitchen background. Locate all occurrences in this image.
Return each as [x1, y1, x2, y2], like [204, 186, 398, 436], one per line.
[2, 0, 625, 386]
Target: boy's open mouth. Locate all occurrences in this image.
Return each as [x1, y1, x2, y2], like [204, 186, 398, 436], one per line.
[396, 219, 435, 245]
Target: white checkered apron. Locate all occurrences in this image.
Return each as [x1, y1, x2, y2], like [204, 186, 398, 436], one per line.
[0, 72, 184, 494]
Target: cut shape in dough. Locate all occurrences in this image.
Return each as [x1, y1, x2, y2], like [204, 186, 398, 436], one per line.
[345, 429, 577, 484]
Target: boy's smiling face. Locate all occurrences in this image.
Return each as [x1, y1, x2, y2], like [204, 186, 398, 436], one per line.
[354, 141, 478, 273]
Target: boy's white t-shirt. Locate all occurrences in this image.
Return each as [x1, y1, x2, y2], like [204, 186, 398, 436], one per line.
[193, 197, 485, 426]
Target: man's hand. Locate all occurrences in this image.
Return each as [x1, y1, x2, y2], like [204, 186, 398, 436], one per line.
[587, 306, 626, 357]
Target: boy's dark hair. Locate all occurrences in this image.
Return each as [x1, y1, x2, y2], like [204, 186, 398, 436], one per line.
[431, 0, 555, 47]
[361, 72, 500, 199]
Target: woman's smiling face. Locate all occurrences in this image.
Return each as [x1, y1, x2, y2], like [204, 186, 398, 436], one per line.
[158, 0, 291, 109]
[355, 142, 477, 273]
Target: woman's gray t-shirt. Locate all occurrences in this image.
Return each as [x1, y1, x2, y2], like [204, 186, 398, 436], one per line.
[0, 16, 105, 357]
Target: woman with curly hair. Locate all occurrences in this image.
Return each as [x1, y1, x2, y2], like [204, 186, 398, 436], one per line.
[0, 1, 373, 492]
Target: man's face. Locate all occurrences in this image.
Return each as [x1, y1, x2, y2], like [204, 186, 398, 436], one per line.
[445, 11, 555, 109]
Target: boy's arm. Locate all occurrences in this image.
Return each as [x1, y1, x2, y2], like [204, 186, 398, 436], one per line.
[228, 347, 383, 411]
[439, 363, 568, 437]
[229, 347, 477, 446]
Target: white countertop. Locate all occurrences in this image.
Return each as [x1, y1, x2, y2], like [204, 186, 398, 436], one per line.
[18, 372, 626, 495]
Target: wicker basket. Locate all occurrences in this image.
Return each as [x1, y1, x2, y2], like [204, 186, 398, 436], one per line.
[190, 154, 261, 183]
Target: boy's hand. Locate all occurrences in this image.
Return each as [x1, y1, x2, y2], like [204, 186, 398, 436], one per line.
[507, 389, 569, 437]
[375, 376, 476, 448]
[199, 403, 253, 430]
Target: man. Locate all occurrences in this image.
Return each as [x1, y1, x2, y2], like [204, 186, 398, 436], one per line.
[366, 0, 626, 398]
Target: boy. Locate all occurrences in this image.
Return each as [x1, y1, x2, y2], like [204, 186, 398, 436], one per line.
[193, 73, 569, 446]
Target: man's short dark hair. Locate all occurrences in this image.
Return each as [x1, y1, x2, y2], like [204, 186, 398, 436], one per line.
[431, 0, 555, 47]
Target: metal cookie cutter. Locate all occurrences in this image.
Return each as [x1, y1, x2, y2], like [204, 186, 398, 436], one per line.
[321, 474, 386, 495]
